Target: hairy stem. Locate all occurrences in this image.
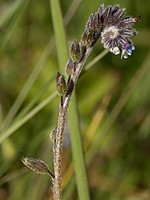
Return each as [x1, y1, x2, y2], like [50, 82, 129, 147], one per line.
[53, 47, 92, 199]
[52, 4, 139, 199]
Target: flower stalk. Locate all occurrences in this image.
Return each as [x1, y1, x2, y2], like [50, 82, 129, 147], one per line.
[52, 46, 93, 200]
[52, 4, 140, 199]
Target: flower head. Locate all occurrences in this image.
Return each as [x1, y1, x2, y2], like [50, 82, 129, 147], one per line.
[98, 5, 139, 58]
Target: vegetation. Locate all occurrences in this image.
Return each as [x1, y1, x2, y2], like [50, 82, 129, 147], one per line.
[0, 0, 150, 200]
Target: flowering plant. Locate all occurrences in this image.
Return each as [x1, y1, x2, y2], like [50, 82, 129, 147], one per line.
[22, 4, 140, 200]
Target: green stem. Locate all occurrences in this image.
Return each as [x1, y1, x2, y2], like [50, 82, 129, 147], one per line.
[68, 93, 90, 200]
[50, 0, 68, 70]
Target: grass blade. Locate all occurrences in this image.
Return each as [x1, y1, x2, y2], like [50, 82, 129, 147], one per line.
[0, 0, 30, 51]
[0, 92, 57, 144]
[50, 1, 90, 199]
[50, 0, 68, 70]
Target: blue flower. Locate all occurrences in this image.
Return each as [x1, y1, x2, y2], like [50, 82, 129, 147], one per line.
[121, 43, 135, 59]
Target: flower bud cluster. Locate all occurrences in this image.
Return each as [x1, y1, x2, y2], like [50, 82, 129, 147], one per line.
[97, 4, 139, 58]
[57, 4, 140, 103]
[80, 4, 140, 59]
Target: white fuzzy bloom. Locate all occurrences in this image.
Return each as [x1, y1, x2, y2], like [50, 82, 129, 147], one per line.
[110, 47, 120, 55]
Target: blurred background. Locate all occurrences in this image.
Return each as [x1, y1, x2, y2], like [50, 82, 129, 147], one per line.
[0, 0, 150, 199]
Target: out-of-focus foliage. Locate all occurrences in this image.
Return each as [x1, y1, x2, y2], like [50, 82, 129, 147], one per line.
[0, 0, 150, 200]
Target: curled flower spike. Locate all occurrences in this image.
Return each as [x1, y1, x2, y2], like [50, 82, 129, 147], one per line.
[98, 4, 139, 59]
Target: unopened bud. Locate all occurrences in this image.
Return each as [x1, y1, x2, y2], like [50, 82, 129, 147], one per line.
[22, 157, 54, 180]
[79, 44, 86, 62]
[56, 72, 66, 96]
[21, 157, 51, 176]
[81, 29, 94, 47]
[66, 79, 74, 96]
[87, 13, 102, 33]
[70, 40, 81, 62]
[65, 58, 76, 76]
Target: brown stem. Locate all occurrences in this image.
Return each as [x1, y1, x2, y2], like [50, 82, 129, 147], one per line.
[53, 104, 66, 199]
[53, 47, 93, 200]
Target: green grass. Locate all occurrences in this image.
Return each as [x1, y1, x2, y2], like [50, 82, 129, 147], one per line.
[0, 0, 150, 200]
